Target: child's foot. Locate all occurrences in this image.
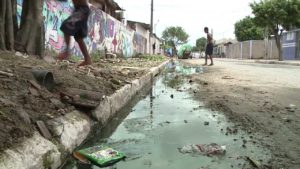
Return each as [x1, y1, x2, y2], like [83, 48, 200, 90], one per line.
[57, 51, 69, 61]
[202, 64, 207, 66]
[209, 63, 214, 66]
[77, 60, 92, 67]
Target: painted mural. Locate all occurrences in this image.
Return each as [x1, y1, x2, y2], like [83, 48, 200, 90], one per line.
[16, 0, 147, 58]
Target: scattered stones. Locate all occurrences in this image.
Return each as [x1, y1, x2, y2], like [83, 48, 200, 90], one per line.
[222, 76, 234, 80]
[143, 160, 152, 166]
[110, 79, 121, 85]
[285, 119, 292, 123]
[50, 98, 65, 109]
[29, 87, 39, 96]
[204, 121, 209, 126]
[165, 121, 171, 124]
[226, 127, 238, 134]
[189, 79, 193, 83]
[16, 109, 31, 125]
[73, 95, 80, 101]
[170, 94, 174, 99]
[184, 120, 188, 123]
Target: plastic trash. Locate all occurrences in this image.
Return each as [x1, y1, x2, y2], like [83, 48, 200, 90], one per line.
[74, 145, 126, 167]
[178, 143, 226, 156]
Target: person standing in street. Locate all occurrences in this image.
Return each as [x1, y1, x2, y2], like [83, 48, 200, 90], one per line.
[204, 27, 214, 66]
[57, 0, 92, 67]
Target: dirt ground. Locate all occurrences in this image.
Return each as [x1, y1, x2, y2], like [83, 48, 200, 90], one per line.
[182, 59, 300, 169]
[0, 51, 166, 152]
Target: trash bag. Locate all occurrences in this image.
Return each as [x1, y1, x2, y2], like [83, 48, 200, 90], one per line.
[75, 145, 126, 167]
[178, 143, 226, 156]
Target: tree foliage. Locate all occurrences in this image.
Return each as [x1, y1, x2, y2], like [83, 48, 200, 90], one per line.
[195, 37, 206, 52]
[250, 0, 300, 60]
[234, 16, 264, 42]
[162, 26, 189, 49]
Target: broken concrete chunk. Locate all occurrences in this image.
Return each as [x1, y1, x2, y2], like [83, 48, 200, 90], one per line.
[16, 109, 31, 125]
[29, 87, 39, 96]
[36, 121, 52, 140]
[50, 98, 65, 109]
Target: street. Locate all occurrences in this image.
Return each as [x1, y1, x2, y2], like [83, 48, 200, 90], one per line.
[183, 59, 300, 168]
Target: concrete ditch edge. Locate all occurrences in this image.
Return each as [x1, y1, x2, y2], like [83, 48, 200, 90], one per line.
[0, 60, 169, 169]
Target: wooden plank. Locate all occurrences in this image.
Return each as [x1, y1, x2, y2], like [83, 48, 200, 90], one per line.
[28, 80, 41, 90]
[36, 121, 52, 140]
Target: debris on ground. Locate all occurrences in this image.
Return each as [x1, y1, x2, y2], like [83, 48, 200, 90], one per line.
[0, 52, 166, 152]
[170, 94, 174, 99]
[178, 143, 226, 156]
[74, 145, 126, 168]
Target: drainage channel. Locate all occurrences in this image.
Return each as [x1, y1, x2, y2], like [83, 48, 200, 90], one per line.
[62, 61, 271, 169]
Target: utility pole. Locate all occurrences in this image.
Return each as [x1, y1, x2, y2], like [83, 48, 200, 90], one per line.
[149, 0, 154, 54]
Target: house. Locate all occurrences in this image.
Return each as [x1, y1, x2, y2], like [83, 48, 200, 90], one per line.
[152, 33, 163, 55]
[127, 20, 151, 54]
[213, 39, 236, 58]
[90, 0, 124, 21]
[282, 29, 300, 60]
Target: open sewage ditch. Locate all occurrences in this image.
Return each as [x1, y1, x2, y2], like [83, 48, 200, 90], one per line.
[62, 61, 271, 169]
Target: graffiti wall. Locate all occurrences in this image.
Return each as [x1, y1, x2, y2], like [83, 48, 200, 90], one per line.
[17, 0, 148, 58]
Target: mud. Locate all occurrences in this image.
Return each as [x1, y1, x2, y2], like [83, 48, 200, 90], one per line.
[0, 51, 166, 152]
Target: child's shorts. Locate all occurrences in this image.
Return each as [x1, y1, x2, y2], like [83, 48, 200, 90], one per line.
[60, 5, 90, 40]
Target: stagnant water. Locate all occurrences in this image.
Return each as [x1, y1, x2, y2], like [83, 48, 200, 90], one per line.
[62, 62, 271, 169]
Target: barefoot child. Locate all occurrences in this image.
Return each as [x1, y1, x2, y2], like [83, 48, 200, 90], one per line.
[57, 0, 92, 66]
[204, 27, 214, 66]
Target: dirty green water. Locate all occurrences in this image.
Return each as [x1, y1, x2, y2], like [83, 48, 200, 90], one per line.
[62, 62, 271, 169]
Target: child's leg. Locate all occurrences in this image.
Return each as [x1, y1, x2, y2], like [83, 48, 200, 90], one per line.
[76, 38, 92, 66]
[57, 34, 71, 60]
[209, 55, 214, 65]
[203, 54, 208, 65]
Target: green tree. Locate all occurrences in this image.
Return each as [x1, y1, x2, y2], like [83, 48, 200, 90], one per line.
[195, 37, 206, 52]
[250, 0, 300, 61]
[234, 16, 264, 42]
[0, 0, 44, 57]
[162, 26, 189, 55]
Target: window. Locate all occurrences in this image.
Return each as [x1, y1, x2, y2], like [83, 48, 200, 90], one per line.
[286, 32, 295, 41]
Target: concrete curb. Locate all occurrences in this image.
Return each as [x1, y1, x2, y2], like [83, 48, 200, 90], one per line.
[0, 60, 169, 169]
[216, 58, 300, 66]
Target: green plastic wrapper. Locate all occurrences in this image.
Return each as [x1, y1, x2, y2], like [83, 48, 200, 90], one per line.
[77, 145, 126, 167]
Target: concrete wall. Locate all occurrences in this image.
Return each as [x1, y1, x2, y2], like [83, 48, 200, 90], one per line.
[16, 0, 148, 58]
[225, 40, 279, 60]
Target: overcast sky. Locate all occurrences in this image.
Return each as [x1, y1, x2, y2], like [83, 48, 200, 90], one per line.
[115, 0, 258, 45]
